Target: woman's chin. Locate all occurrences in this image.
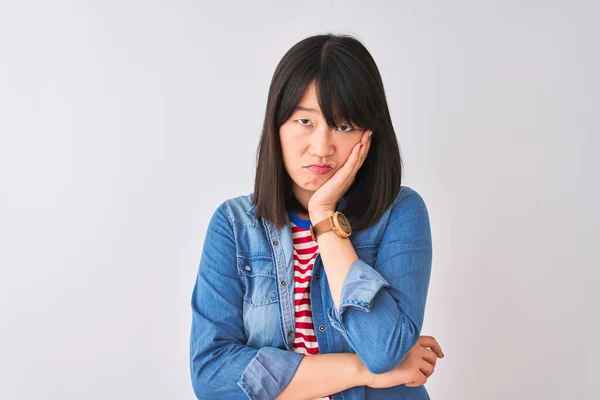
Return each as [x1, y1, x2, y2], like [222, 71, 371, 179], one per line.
[302, 179, 327, 191]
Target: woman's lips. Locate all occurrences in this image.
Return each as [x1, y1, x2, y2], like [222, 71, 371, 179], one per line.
[307, 165, 332, 175]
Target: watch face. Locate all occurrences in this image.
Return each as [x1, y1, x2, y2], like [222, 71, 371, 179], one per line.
[336, 213, 351, 233]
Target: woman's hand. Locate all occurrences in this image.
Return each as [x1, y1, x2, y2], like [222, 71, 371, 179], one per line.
[364, 336, 444, 389]
[307, 129, 372, 217]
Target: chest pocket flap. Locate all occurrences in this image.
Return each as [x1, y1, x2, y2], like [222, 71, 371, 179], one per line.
[236, 256, 279, 307]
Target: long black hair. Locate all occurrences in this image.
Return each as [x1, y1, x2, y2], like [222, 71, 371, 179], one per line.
[253, 33, 403, 231]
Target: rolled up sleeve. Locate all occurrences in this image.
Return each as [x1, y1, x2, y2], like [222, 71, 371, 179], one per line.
[237, 347, 304, 399]
[327, 259, 391, 328]
[325, 188, 433, 375]
[190, 201, 304, 399]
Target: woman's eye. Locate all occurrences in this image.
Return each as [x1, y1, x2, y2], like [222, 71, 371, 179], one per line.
[295, 119, 356, 132]
[297, 119, 312, 126]
[337, 125, 355, 132]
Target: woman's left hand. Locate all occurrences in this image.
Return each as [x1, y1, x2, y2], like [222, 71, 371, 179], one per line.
[308, 129, 372, 219]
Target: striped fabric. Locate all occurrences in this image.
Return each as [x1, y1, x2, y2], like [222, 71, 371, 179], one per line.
[289, 210, 333, 400]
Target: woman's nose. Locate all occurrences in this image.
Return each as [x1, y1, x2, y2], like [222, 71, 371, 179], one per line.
[309, 126, 335, 157]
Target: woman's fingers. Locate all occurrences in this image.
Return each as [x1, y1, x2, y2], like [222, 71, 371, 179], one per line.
[419, 358, 435, 378]
[358, 129, 371, 162]
[340, 131, 370, 186]
[418, 335, 445, 358]
[421, 347, 438, 368]
[403, 335, 444, 388]
[347, 129, 371, 177]
[331, 129, 371, 196]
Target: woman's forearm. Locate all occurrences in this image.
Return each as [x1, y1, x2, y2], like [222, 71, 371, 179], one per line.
[275, 353, 368, 400]
[308, 209, 359, 310]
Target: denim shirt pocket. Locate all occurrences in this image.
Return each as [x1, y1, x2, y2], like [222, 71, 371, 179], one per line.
[236, 255, 279, 307]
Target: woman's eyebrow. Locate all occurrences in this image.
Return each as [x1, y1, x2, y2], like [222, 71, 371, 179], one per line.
[294, 105, 321, 114]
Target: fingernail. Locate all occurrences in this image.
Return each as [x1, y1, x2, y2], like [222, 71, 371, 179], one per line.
[368, 130, 373, 137]
[360, 144, 363, 148]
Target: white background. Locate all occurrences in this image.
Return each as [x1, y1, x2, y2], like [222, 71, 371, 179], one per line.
[1, 1, 598, 399]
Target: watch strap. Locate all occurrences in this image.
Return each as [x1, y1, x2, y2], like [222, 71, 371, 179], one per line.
[310, 214, 334, 241]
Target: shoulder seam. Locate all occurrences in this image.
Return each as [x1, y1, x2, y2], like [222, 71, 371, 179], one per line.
[393, 186, 416, 207]
[220, 200, 236, 231]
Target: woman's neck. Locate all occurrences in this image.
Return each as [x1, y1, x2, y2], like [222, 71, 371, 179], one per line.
[294, 210, 310, 220]
[292, 188, 312, 213]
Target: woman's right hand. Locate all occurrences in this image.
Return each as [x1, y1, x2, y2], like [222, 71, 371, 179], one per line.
[364, 335, 444, 389]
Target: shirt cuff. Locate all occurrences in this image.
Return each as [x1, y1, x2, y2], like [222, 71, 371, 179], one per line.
[327, 258, 391, 332]
[237, 346, 304, 400]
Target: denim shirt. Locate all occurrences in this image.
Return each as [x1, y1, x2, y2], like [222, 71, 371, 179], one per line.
[190, 185, 433, 399]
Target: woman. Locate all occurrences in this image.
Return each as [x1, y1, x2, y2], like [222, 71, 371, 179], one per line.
[190, 33, 444, 399]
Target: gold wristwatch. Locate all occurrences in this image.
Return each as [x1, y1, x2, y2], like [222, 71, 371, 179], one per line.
[309, 211, 352, 241]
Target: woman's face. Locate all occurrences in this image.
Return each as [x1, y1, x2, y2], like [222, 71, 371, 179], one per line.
[279, 80, 366, 201]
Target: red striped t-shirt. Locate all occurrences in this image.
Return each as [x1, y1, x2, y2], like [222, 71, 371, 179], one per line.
[289, 210, 333, 400]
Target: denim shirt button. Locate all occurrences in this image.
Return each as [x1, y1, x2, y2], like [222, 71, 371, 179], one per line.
[287, 330, 293, 337]
[315, 273, 320, 279]
[244, 265, 251, 271]
[272, 240, 279, 246]
[280, 280, 287, 286]
[318, 325, 326, 332]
